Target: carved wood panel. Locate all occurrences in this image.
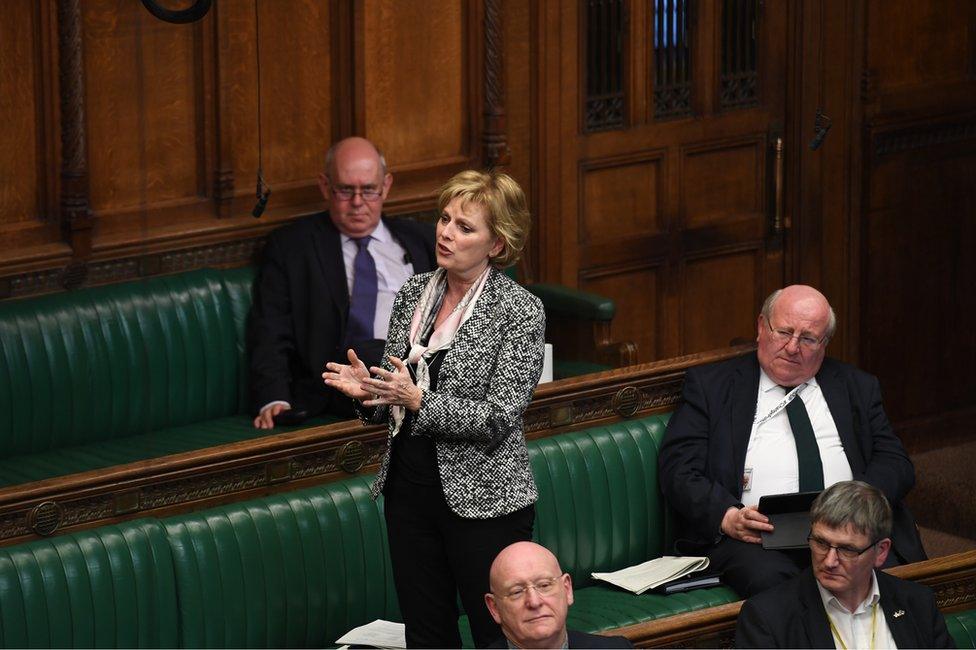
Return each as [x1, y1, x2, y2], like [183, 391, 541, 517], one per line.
[540, 0, 788, 363]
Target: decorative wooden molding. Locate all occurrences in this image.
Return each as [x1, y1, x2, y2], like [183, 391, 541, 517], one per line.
[610, 550, 976, 647]
[56, 0, 92, 259]
[0, 345, 755, 545]
[873, 120, 976, 156]
[482, 0, 510, 167]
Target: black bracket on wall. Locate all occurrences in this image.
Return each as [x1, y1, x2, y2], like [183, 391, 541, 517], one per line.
[140, 0, 212, 24]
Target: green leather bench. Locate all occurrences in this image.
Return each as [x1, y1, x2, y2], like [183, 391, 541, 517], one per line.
[0, 267, 338, 487]
[1, 414, 973, 648]
[0, 266, 622, 486]
[0, 415, 739, 648]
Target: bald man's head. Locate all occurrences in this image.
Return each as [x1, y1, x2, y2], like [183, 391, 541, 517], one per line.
[757, 285, 834, 386]
[317, 136, 392, 238]
[485, 542, 573, 649]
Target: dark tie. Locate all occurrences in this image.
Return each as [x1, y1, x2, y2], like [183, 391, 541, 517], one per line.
[347, 236, 377, 345]
[782, 386, 825, 492]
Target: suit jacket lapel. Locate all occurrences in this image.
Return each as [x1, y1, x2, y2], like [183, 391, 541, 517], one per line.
[386, 216, 430, 272]
[818, 359, 865, 473]
[311, 213, 349, 315]
[730, 353, 760, 476]
[451, 268, 500, 355]
[878, 572, 920, 648]
[798, 569, 837, 648]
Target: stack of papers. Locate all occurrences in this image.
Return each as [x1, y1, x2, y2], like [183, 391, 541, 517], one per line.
[336, 619, 406, 649]
[591, 556, 710, 595]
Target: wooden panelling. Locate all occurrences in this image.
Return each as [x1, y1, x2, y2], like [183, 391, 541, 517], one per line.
[862, 143, 976, 426]
[257, 1, 332, 186]
[681, 138, 763, 227]
[681, 250, 758, 353]
[0, 2, 42, 226]
[580, 154, 665, 244]
[83, 0, 203, 211]
[866, 2, 975, 91]
[582, 265, 661, 362]
[361, 1, 468, 167]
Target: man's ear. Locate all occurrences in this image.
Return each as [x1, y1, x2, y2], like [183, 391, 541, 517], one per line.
[317, 172, 330, 201]
[564, 573, 574, 607]
[873, 538, 892, 568]
[756, 314, 765, 342]
[484, 593, 502, 624]
[381, 172, 393, 198]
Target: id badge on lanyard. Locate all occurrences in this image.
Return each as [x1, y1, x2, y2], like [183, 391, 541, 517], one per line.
[753, 384, 804, 429]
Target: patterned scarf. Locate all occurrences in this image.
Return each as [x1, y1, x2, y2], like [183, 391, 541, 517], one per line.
[391, 266, 492, 437]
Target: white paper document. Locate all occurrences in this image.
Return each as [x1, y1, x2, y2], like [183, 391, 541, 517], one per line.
[591, 556, 710, 595]
[335, 619, 407, 648]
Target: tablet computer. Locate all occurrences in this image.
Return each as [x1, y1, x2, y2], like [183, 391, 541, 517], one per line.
[758, 490, 821, 550]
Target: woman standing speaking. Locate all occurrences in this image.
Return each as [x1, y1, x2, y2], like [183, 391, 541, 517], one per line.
[323, 170, 545, 648]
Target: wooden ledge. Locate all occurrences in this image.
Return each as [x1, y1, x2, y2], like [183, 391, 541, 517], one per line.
[0, 344, 754, 545]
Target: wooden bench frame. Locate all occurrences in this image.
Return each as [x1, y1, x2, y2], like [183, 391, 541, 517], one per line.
[0, 344, 754, 545]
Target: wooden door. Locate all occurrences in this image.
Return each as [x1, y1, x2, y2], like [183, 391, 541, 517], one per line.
[537, 0, 791, 362]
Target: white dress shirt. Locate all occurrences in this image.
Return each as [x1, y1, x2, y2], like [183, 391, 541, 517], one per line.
[740, 369, 853, 506]
[340, 219, 414, 340]
[818, 571, 898, 649]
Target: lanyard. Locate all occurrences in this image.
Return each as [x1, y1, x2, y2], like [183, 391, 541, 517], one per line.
[753, 383, 804, 428]
[827, 602, 878, 650]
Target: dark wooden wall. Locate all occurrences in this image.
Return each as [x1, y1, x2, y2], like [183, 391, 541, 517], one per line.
[1, 0, 973, 450]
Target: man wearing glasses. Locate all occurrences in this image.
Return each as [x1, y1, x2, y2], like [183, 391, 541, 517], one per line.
[250, 137, 435, 428]
[484, 541, 632, 648]
[659, 285, 924, 597]
[736, 481, 952, 648]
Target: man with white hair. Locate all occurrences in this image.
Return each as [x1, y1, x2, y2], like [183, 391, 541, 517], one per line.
[736, 480, 952, 648]
[659, 285, 925, 597]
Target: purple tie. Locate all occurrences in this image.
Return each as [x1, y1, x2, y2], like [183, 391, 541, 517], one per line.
[347, 236, 377, 345]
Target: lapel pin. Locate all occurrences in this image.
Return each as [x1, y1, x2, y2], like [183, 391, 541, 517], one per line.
[893, 610, 905, 618]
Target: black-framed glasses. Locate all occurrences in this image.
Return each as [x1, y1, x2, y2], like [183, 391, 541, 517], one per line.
[497, 574, 565, 601]
[807, 534, 880, 561]
[331, 185, 383, 202]
[763, 316, 827, 350]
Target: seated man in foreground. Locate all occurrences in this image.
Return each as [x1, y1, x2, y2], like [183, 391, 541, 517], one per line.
[249, 137, 436, 428]
[735, 480, 953, 648]
[485, 541, 632, 649]
[659, 285, 925, 597]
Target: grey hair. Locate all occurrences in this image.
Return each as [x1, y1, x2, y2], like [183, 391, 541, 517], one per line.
[760, 288, 837, 339]
[323, 140, 388, 179]
[810, 480, 892, 541]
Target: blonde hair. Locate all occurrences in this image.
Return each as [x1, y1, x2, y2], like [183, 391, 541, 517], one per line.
[437, 170, 530, 269]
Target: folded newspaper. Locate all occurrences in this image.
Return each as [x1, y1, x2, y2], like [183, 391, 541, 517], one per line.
[335, 619, 406, 649]
[591, 556, 710, 595]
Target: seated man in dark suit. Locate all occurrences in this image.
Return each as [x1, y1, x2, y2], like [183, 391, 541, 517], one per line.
[659, 285, 925, 597]
[250, 137, 435, 428]
[484, 541, 632, 649]
[736, 480, 953, 648]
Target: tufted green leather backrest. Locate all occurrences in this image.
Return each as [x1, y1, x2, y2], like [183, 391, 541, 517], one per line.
[0, 268, 256, 456]
[948, 609, 976, 649]
[530, 415, 671, 588]
[163, 474, 400, 648]
[0, 519, 178, 648]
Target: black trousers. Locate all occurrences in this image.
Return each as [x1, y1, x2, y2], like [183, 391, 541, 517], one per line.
[383, 470, 535, 648]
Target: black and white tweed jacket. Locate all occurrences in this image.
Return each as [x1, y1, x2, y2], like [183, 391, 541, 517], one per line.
[362, 267, 546, 519]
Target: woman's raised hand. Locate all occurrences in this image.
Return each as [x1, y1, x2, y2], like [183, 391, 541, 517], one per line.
[361, 356, 423, 412]
[322, 349, 373, 401]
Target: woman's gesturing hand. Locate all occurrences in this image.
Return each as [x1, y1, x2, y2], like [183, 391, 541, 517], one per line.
[322, 349, 373, 401]
[361, 356, 423, 412]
